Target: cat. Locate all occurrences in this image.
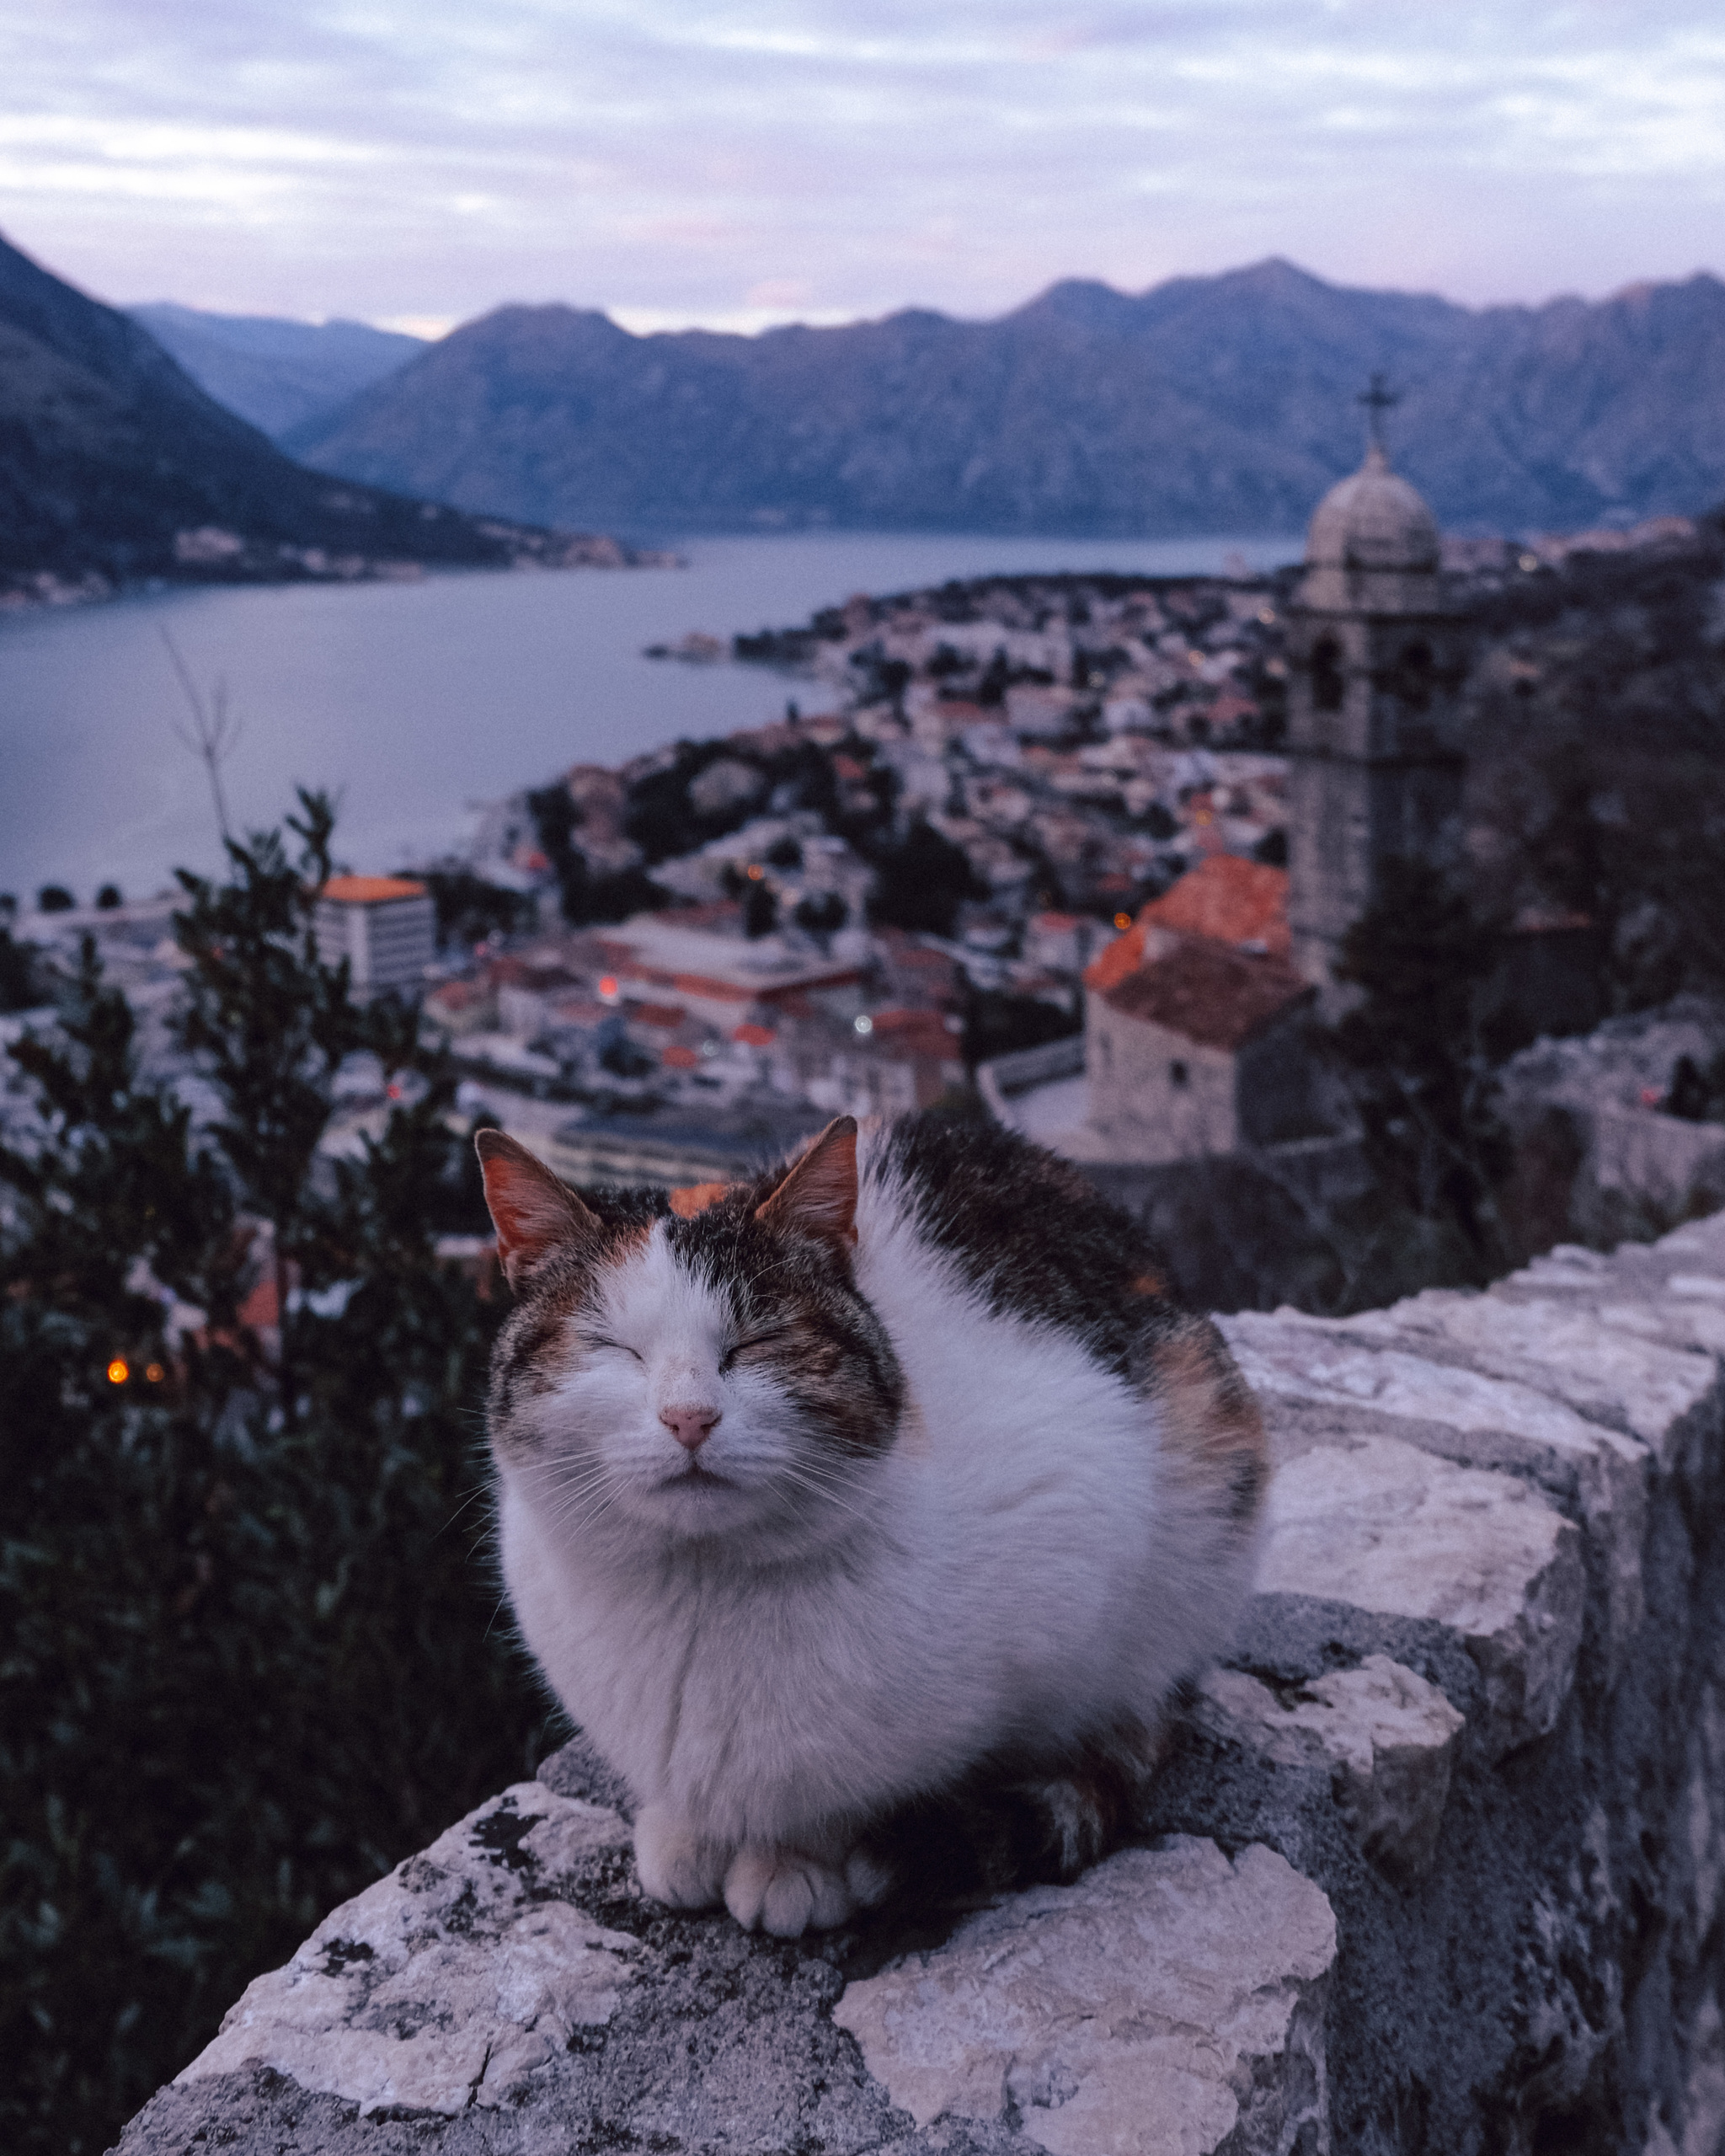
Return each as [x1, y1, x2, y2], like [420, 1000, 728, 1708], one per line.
[476, 1111, 1266, 1939]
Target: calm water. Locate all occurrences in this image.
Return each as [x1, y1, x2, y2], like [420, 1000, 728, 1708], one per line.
[0, 530, 1296, 906]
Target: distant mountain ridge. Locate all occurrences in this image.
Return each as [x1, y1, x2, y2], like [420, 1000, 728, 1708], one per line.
[127, 303, 424, 441]
[285, 259, 1725, 538]
[0, 230, 601, 593]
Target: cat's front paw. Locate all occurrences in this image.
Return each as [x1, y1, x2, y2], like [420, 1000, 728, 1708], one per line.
[633, 1805, 730, 1911]
[724, 1843, 894, 1937]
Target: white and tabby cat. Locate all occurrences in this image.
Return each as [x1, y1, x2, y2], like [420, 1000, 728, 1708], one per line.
[477, 1112, 1265, 1939]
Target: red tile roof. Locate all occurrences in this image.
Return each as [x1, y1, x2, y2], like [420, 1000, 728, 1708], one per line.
[1083, 856, 1290, 997]
[1083, 921, 1148, 994]
[860, 1011, 964, 1058]
[321, 875, 426, 904]
[1142, 855, 1289, 954]
[1101, 939, 1311, 1051]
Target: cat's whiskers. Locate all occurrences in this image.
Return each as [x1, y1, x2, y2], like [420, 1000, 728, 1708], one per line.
[772, 1458, 870, 1526]
[516, 1456, 629, 1536]
[546, 1478, 627, 1538]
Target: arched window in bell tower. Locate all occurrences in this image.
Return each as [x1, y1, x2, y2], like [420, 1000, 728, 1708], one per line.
[1394, 639, 1434, 713]
[1310, 635, 1344, 712]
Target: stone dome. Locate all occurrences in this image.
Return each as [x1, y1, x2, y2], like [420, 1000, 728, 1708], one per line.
[1305, 443, 1440, 572]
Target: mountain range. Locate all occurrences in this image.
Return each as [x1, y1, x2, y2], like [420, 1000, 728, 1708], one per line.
[127, 303, 425, 441]
[281, 259, 1725, 539]
[0, 231, 580, 591]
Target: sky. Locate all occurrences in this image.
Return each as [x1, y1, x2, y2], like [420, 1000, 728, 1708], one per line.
[2, 1, 1722, 340]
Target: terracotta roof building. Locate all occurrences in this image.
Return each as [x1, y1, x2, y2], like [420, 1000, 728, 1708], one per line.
[1099, 939, 1311, 1055]
[1078, 857, 1319, 1165]
[313, 875, 435, 998]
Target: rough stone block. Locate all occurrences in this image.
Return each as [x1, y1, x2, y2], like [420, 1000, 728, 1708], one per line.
[175, 1782, 640, 2116]
[1257, 1435, 1585, 1757]
[1338, 1292, 1717, 1462]
[1194, 1656, 1466, 1874]
[833, 1838, 1336, 2156]
[1510, 1234, 1725, 1362]
[1223, 1312, 1648, 1663]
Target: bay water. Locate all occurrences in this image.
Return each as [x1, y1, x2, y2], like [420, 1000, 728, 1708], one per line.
[0, 530, 1295, 906]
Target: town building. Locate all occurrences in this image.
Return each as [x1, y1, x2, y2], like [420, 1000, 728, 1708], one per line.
[1070, 855, 1317, 1164]
[1084, 937, 1314, 1164]
[312, 876, 436, 998]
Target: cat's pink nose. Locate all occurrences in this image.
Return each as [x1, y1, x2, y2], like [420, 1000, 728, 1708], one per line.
[660, 1404, 721, 1452]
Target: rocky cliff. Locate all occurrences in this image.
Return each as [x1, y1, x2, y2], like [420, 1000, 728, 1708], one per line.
[0, 232, 597, 591]
[114, 1208, 1725, 2154]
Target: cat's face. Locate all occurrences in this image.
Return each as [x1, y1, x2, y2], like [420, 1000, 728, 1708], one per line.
[478, 1121, 902, 1548]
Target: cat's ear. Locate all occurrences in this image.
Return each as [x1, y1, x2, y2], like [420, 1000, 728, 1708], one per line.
[475, 1129, 599, 1287]
[756, 1116, 858, 1249]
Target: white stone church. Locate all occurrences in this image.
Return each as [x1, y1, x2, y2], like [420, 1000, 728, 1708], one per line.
[987, 415, 1468, 1169]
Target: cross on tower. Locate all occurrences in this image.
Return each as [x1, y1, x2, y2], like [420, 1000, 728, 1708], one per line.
[1359, 372, 1398, 454]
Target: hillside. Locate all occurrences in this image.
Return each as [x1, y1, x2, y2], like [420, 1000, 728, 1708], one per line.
[127, 304, 423, 440]
[286, 259, 1725, 538]
[0, 231, 607, 594]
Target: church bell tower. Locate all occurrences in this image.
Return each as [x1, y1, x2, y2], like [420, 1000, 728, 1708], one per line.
[1285, 379, 1470, 1008]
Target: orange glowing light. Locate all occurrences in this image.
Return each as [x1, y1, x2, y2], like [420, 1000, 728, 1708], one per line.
[598, 976, 619, 998]
[145, 1363, 166, 1384]
[107, 1359, 129, 1385]
[1114, 912, 1132, 931]
[745, 864, 765, 880]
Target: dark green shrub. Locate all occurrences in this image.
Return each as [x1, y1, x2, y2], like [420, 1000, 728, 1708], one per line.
[0, 798, 553, 2156]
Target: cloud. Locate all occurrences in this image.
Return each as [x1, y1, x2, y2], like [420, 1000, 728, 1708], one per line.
[1, 0, 1721, 330]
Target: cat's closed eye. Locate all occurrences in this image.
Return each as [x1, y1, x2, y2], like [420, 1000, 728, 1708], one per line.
[585, 1335, 643, 1362]
[721, 1329, 788, 1370]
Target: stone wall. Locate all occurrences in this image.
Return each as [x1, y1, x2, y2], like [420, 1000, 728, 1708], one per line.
[1500, 999, 1725, 1254]
[115, 1213, 1725, 2156]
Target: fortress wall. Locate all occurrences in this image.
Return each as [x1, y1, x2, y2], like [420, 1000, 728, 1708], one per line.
[115, 1212, 1725, 2156]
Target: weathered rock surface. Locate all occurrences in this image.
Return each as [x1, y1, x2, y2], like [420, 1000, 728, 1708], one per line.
[175, 1785, 641, 2116]
[116, 1208, 1725, 2156]
[1222, 1308, 1647, 1665]
[834, 1840, 1336, 2156]
[1253, 1431, 1585, 1757]
[1194, 1658, 1464, 1874]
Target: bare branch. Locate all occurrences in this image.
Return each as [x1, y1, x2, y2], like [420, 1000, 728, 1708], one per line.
[161, 627, 240, 843]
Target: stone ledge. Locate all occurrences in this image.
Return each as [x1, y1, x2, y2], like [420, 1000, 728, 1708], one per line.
[117, 1212, 1725, 2156]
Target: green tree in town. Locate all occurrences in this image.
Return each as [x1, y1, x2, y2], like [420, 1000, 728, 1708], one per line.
[1327, 858, 1514, 1289]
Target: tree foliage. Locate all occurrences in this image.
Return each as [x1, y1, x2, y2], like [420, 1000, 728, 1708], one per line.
[1327, 859, 1514, 1291]
[865, 817, 986, 938]
[0, 795, 553, 2156]
[0, 923, 43, 1013]
[1469, 524, 1725, 1009]
[526, 784, 667, 926]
